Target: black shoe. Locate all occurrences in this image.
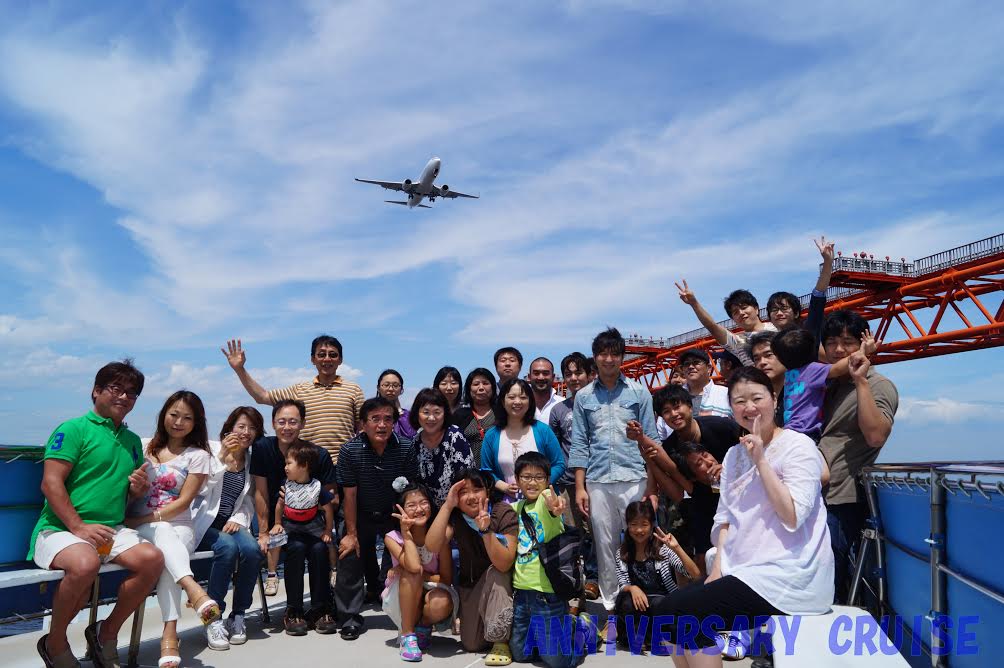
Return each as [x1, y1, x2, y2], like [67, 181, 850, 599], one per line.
[284, 611, 308, 636]
[340, 624, 361, 641]
[363, 590, 381, 605]
[314, 613, 338, 635]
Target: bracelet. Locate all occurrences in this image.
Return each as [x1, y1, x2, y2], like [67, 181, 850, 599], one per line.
[155, 510, 162, 522]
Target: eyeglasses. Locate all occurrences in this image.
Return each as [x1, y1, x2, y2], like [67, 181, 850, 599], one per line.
[403, 500, 431, 511]
[104, 384, 140, 400]
[379, 382, 402, 390]
[275, 419, 301, 428]
[680, 360, 706, 369]
[313, 351, 340, 359]
[769, 305, 795, 314]
[367, 415, 395, 425]
[518, 474, 547, 483]
[419, 409, 445, 419]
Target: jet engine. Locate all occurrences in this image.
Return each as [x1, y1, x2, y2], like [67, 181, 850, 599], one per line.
[402, 179, 413, 192]
[440, 185, 449, 194]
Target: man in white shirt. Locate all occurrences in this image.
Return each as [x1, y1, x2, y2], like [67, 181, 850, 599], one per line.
[528, 357, 562, 423]
[676, 349, 732, 418]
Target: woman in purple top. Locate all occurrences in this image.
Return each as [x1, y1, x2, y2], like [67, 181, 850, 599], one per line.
[378, 369, 417, 440]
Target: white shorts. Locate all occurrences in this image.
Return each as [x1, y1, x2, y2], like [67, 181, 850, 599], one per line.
[33, 526, 142, 570]
[381, 576, 459, 633]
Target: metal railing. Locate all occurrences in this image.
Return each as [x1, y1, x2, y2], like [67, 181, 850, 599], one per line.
[913, 233, 1004, 276]
[859, 462, 1004, 667]
[627, 234, 1004, 350]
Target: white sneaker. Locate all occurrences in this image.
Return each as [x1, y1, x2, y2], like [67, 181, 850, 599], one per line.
[207, 619, 230, 651]
[228, 614, 247, 645]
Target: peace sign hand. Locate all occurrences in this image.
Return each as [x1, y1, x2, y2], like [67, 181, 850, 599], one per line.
[654, 527, 680, 550]
[741, 414, 765, 462]
[475, 497, 491, 532]
[675, 279, 696, 305]
[814, 236, 835, 263]
[391, 504, 419, 536]
[543, 486, 566, 517]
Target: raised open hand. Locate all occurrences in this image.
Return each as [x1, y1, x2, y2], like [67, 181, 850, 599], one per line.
[444, 479, 465, 510]
[675, 279, 696, 305]
[860, 330, 879, 357]
[221, 339, 247, 371]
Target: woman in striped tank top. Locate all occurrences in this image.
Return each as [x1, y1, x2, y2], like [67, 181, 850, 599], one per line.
[192, 407, 265, 651]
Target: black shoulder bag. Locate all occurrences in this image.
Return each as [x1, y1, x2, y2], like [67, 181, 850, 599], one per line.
[519, 504, 585, 601]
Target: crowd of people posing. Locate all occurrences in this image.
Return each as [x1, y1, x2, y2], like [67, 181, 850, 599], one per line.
[29, 239, 899, 668]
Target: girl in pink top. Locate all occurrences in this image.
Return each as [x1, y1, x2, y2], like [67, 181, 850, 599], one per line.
[382, 479, 457, 662]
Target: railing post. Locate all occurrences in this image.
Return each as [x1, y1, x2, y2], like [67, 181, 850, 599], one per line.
[863, 478, 887, 614]
[927, 467, 948, 668]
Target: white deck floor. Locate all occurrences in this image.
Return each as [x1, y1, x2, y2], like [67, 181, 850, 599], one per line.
[1, 578, 754, 668]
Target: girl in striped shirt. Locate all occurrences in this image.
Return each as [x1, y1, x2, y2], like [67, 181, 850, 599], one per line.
[613, 501, 700, 650]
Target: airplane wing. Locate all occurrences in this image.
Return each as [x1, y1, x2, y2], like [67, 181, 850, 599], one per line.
[355, 178, 406, 192]
[435, 186, 479, 199]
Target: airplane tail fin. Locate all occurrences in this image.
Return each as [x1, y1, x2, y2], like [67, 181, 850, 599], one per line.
[384, 200, 431, 209]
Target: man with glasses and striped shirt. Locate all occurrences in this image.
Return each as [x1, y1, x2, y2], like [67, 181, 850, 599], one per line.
[222, 334, 365, 464]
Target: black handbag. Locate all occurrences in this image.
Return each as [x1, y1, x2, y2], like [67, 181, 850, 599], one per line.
[519, 504, 585, 601]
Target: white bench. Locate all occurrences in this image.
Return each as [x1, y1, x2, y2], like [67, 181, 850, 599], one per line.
[0, 550, 268, 668]
[771, 605, 909, 667]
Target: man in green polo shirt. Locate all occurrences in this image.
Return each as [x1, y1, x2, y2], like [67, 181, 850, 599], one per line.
[31, 360, 165, 668]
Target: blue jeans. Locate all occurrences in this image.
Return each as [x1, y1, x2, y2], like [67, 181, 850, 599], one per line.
[510, 589, 586, 668]
[197, 526, 263, 617]
[827, 502, 866, 605]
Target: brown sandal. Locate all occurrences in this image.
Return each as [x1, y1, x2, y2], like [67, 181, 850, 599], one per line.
[159, 639, 181, 668]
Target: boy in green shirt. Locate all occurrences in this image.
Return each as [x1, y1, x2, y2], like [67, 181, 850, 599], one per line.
[510, 452, 592, 667]
[31, 360, 165, 668]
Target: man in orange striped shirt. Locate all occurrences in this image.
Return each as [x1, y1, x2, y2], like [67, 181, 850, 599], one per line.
[222, 335, 364, 464]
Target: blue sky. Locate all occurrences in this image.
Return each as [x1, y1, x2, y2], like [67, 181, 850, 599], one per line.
[1, 1, 1002, 461]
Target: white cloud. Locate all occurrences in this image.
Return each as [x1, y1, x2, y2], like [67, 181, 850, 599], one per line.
[897, 397, 1004, 424]
[0, 347, 104, 386]
[0, 1, 1003, 350]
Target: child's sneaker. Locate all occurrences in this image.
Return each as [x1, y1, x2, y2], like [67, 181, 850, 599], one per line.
[718, 630, 749, 661]
[399, 633, 422, 662]
[414, 625, 431, 650]
[574, 613, 597, 653]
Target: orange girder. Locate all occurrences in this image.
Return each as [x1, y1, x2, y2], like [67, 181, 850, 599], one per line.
[622, 246, 1004, 391]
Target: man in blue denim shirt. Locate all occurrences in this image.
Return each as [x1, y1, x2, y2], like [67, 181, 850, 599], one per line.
[568, 327, 658, 620]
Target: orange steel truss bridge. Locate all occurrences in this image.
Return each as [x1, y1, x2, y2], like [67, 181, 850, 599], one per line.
[620, 233, 1004, 390]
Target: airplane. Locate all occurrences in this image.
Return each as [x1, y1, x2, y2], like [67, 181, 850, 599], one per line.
[355, 157, 479, 209]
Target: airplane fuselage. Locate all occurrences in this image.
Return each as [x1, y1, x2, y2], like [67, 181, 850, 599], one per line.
[402, 157, 441, 208]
